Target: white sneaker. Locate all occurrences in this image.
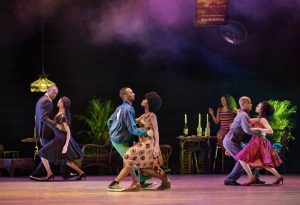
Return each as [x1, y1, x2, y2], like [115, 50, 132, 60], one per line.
[106, 183, 125, 192]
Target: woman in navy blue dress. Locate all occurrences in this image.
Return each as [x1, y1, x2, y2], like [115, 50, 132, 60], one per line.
[37, 96, 85, 181]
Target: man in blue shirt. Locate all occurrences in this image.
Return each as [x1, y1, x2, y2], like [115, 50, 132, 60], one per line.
[223, 96, 265, 185]
[107, 87, 151, 191]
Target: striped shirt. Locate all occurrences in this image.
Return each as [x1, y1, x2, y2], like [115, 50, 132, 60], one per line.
[218, 110, 235, 131]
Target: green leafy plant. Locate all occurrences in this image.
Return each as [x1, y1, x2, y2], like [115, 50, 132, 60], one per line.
[268, 100, 297, 143]
[77, 98, 114, 145]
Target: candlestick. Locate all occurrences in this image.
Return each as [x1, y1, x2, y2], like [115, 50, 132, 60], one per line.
[197, 113, 202, 137]
[183, 113, 188, 136]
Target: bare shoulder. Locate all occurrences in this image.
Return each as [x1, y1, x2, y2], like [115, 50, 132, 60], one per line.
[260, 117, 269, 123]
[149, 113, 157, 120]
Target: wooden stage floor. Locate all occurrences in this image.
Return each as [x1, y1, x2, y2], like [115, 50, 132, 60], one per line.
[1, 175, 300, 205]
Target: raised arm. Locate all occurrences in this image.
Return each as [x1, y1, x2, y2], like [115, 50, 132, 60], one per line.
[209, 107, 220, 124]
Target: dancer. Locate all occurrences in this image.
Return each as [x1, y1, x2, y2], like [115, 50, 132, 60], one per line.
[30, 85, 61, 179]
[107, 87, 148, 191]
[35, 96, 85, 181]
[236, 101, 283, 185]
[223, 96, 265, 185]
[110, 92, 170, 191]
[209, 94, 238, 149]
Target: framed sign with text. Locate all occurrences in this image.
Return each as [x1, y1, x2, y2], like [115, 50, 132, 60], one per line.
[195, 0, 229, 26]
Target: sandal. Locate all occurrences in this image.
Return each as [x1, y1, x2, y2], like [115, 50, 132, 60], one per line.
[125, 181, 141, 192]
[157, 180, 171, 190]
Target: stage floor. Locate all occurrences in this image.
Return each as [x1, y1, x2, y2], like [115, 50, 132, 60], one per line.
[1, 175, 300, 205]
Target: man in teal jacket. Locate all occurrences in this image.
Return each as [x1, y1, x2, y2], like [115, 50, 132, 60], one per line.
[107, 87, 152, 191]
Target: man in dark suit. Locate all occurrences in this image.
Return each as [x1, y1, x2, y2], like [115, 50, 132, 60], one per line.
[35, 86, 58, 146]
[223, 96, 265, 185]
[30, 85, 72, 180]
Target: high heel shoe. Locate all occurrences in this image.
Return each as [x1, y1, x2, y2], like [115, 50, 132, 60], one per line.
[242, 177, 257, 186]
[76, 172, 86, 181]
[273, 176, 284, 185]
[39, 175, 55, 181]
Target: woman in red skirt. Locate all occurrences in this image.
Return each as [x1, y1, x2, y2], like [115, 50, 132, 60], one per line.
[236, 101, 283, 185]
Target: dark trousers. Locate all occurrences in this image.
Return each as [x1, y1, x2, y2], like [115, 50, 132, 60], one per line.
[223, 137, 260, 183]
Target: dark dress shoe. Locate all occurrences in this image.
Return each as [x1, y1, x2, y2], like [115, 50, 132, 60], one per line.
[76, 172, 86, 181]
[29, 175, 54, 181]
[224, 181, 241, 186]
[242, 178, 257, 186]
[255, 178, 266, 184]
[63, 172, 78, 180]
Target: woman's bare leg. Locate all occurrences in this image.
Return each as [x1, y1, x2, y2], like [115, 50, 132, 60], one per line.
[41, 157, 53, 177]
[114, 167, 130, 182]
[128, 167, 139, 183]
[264, 167, 281, 177]
[66, 161, 84, 175]
[141, 168, 168, 182]
[239, 160, 255, 181]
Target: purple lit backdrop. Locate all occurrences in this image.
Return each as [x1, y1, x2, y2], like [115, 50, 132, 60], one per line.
[1, 0, 299, 173]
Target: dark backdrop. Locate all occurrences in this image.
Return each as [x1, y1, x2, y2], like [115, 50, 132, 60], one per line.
[1, 0, 299, 173]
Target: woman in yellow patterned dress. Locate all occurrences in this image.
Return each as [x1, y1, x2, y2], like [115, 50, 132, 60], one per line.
[111, 91, 170, 191]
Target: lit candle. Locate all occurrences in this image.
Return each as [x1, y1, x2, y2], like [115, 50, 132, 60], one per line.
[184, 113, 187, 124]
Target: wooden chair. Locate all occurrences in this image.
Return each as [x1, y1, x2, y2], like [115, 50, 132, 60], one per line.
[81, 142, 114, 174]
[159, 144, 172, 173]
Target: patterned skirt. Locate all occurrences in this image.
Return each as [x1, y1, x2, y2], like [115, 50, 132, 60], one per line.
[123, 140, 165, 176]
[236, 136, 282, 168]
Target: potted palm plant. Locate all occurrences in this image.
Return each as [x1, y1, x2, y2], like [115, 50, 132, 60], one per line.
[77, 98, 114, 145]
[268, 99, 297, 143]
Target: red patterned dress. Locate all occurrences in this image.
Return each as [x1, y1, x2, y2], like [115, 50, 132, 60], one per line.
[236, 120, 282, 168]
[123, 113, 165, 176]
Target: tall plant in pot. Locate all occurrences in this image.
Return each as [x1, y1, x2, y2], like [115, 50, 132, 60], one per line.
[77, 98, 114, 145]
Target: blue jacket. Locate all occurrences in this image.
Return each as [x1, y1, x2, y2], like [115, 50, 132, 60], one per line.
[108, 100, 147, 145]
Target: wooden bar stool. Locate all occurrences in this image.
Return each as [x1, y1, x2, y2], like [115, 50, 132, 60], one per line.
[213, 144, 224, 173]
